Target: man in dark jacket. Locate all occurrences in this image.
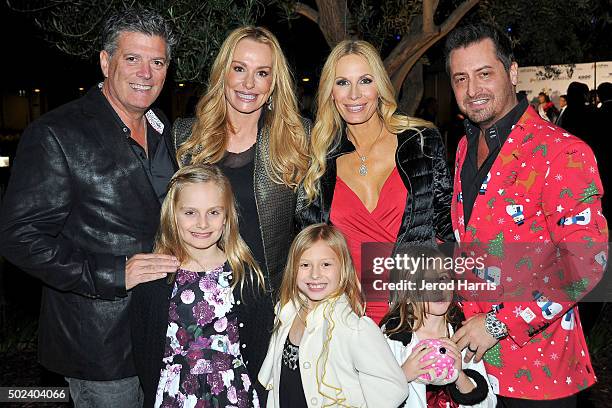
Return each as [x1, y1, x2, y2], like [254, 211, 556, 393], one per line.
[0, 8, 179, 407]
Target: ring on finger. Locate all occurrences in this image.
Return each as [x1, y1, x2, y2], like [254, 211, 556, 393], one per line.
[467, 345, 477, 353]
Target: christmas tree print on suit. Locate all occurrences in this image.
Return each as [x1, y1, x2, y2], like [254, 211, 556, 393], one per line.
[483, 342, 503, 368]
[579, 181, 599, 204]
[487, 232, 504, 259]
[450, 106, 607, 399]
[563, 278, 589, 301]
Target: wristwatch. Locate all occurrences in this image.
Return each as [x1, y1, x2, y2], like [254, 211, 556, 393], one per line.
[485, 311, 508, 340]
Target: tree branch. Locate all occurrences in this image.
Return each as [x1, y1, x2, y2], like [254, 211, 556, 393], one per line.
[385, 0, 480, 89]
[423, 0, 434, 33]
[438, 0, 480, 35]
[294, 2, 319, 24]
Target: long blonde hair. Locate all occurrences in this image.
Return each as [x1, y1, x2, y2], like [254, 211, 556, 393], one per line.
[278, 224, 365, 407]
[177, 26, 309, 189]
[155, 164, 264, 290]
[303, 40, 432, 201]
[277, 224, 364, 318]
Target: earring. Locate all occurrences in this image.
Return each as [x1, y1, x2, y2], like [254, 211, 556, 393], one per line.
[266, 95, 273, 111]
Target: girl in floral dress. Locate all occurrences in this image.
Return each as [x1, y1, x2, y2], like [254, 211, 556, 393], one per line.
[130, 164, 274, 408]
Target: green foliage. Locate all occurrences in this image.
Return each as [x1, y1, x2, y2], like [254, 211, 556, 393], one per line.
[7, 0, 264, 84]
[477, 0, 611, 65]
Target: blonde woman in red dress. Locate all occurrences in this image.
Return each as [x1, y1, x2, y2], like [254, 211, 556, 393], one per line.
[297, 40, 454, 323]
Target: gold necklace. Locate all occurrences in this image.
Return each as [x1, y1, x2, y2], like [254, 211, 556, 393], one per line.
[348, 124, 385, 176]
[296, 305, 309, 326]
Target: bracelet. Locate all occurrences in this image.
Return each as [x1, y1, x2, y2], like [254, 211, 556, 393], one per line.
[448, 369, 489, 405]
[485, 311, 508, 340]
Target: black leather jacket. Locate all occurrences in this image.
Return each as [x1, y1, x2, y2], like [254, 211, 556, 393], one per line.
[0, 86, 177, 380]
[172, 117, 311, 295]
[297, 126, 454, 245]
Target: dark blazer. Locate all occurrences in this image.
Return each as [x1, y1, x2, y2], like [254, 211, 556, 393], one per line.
[130, 266, 274, 408]
[172, 117, 311, 295]
[0, 86, 178, 380]
[297, 126, 454, 246]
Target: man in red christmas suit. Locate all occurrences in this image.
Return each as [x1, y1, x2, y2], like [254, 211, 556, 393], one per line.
[446, 23, 608, 407]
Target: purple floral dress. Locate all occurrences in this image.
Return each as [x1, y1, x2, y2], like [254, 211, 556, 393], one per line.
[154, 264, 260, 408]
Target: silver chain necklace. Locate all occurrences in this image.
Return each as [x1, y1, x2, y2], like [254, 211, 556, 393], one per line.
[348, 124, 385, 176]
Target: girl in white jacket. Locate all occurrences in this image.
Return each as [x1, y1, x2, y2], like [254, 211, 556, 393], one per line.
[259, 224, 408, 407]
[381, 246, 497, 408]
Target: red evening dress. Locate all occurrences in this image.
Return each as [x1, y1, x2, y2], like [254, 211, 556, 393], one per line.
[330, 167, 407, 324]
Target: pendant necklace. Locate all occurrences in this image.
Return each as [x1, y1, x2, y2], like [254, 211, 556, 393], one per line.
[349, 124, 385, 176]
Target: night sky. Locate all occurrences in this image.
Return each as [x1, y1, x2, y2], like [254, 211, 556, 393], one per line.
[0, 3, 329, 111]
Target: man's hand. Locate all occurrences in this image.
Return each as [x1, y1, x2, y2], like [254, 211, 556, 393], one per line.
[451, 313, 498, 363]
[125, 253, 179, 290]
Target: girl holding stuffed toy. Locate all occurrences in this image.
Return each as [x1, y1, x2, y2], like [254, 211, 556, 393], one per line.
[258, 223, 408, 407]
[381, 246, 497, 408]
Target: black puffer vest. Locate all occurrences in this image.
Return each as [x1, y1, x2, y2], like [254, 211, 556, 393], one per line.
[297, 126, 454, 245]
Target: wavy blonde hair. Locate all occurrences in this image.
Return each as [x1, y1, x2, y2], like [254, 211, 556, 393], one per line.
[277, 223, 364, 320]
[277, 224, 364, 407]
[303, 40, 432, 201]
[155, 164, 264, 291]
[177, 26, 309, 189]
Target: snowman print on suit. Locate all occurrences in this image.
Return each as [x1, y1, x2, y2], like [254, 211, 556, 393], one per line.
[533, 290, 563, 319]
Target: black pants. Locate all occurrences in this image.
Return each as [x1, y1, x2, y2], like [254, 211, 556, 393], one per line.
[497, 394, 576, 408]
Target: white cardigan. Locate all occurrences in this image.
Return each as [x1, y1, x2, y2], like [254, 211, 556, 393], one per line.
[259, 295, 409, 407]
[386, 324, 497, 408]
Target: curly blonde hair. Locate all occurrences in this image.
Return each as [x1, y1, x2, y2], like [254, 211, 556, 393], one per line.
[177, 26, 309, 189]
[303, 40, 432, 201]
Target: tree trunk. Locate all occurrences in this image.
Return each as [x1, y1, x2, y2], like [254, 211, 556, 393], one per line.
[397, 61, 424, 116]
[314, 0, 351, 46]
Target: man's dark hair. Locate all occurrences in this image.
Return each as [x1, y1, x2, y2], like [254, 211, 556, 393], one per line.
[444, 23, 514, 74]
[101, 7, 177, 59]
[596, 82, 612, 102]
[566, 82, 589, 106]
[560, 94, 567, 100]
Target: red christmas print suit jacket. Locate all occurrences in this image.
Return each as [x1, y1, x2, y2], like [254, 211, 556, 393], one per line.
[451, 106, 608, 400]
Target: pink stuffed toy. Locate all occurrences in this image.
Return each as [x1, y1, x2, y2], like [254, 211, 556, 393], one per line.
[414, 338, 458, 385]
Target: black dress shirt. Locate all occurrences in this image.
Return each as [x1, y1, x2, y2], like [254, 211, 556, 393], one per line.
[127, 124, 175, 204]
[460, 96, 528, 224]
